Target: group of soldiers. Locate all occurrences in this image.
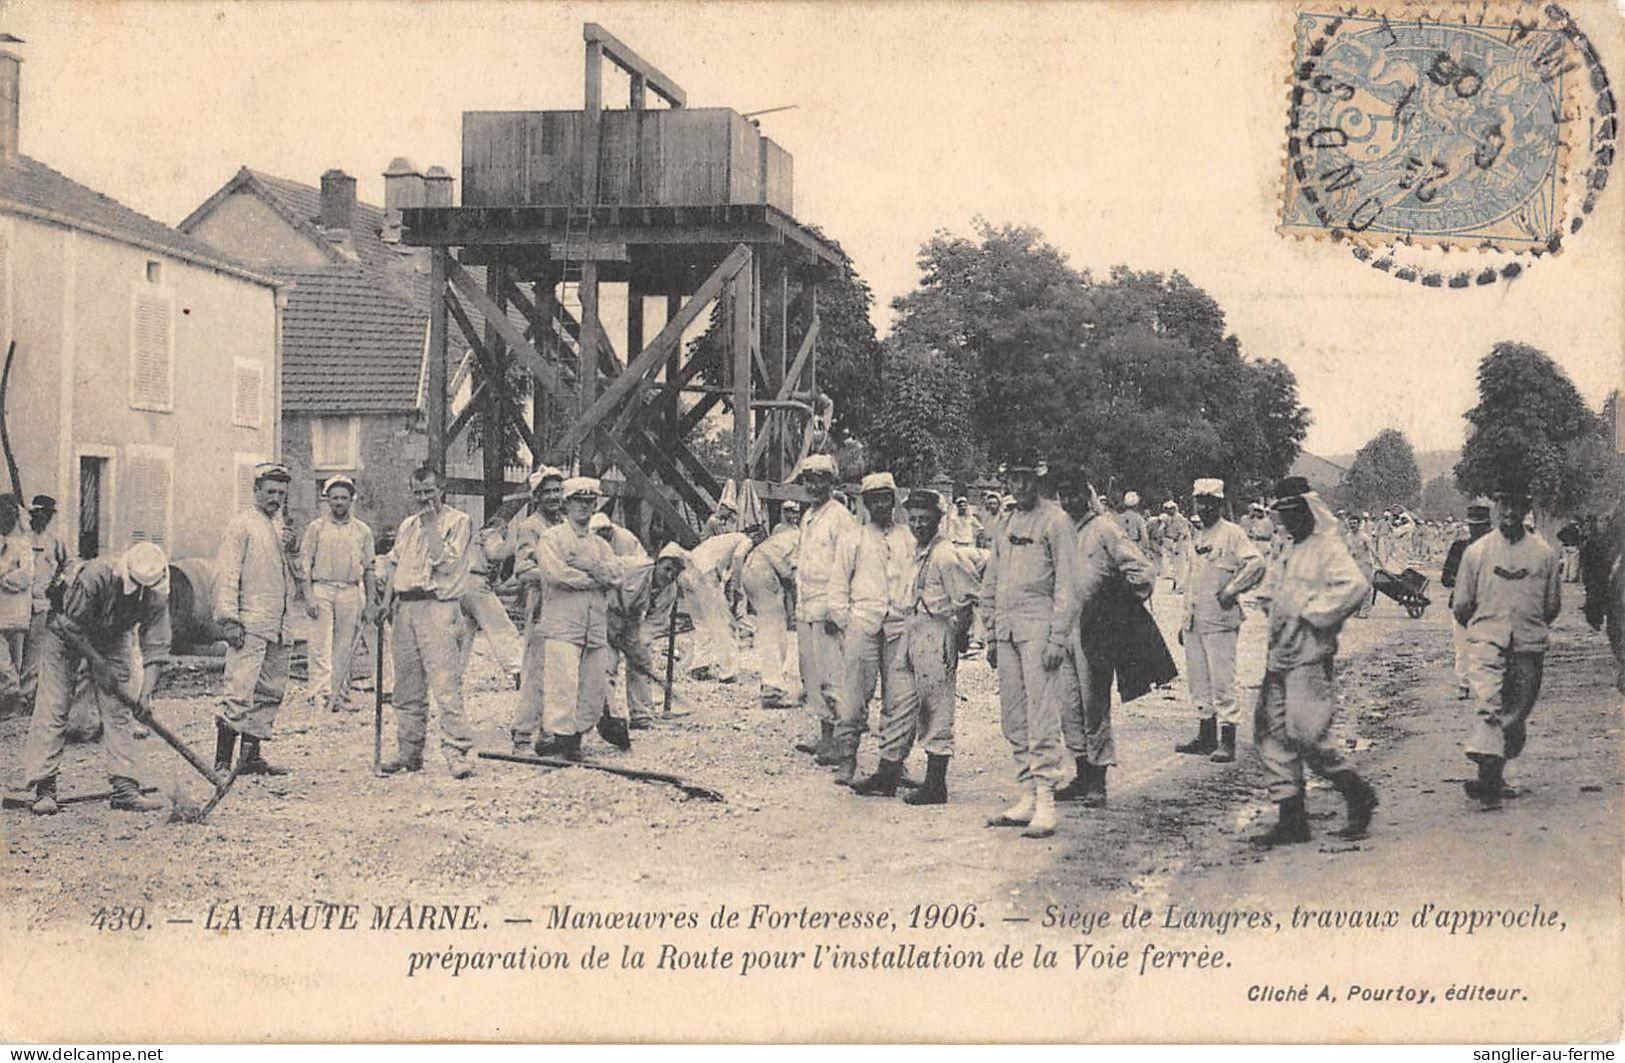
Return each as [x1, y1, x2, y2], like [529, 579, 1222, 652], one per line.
[7, 451, 1576, 846]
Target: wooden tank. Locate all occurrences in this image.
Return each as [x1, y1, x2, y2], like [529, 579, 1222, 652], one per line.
[462, 107, 793, 213]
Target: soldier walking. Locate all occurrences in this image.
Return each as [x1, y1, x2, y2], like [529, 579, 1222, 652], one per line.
[377, 467, 476, 779]
[1175, 479, 1265, 764]
[741, 501, 801, 708]
[298, 475, 377, 714]
[213, 462, 298, 776]
[792, 454, 856, 761]
[1440, 499, 1493, 699]
[1452, 486, 1562, 809]
[1249, 478, 1377, 847]
[16, 543, 171, 814]
[981, 457, 1077, 839]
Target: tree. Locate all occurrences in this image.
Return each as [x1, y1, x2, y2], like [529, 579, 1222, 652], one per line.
[1455, 342, 1610, 516]
[1419, 474, 1467, 520]
[1341, 429, 1422, 512]
[866, 340, 980, 485]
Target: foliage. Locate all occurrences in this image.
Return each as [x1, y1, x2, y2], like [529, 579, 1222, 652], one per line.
[866, 340, 980, 485]
[1419, 474, 1467, 521]
[1341, 429, 1422, 512]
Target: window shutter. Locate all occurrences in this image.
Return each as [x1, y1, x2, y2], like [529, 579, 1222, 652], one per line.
[233, 361, 263, 428]
[312, 416, 357, 468]
[125, 451, 172, 548]
[131, 292, 173, 409]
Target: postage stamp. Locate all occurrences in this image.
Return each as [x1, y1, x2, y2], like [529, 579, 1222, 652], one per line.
[1280, 3, 1615, 267]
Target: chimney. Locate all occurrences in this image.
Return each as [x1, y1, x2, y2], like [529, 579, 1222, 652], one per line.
[381, 157, 425, 242]
[0, 47, 22, 163]
[319, 168, 356, 230]
[423, 165, 454, 208]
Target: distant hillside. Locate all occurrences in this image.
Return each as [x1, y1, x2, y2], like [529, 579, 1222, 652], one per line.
[1324, 448, 1461, 485]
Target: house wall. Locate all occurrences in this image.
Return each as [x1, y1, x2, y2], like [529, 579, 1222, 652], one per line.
[1, 212, 280, 562]
[283, 411, 428, 542]
[185, 189, 330, 270]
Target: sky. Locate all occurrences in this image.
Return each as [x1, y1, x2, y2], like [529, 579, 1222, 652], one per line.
[5, 0, 1623, 458]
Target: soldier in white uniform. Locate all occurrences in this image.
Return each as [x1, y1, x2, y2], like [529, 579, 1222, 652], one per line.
[792, 454, 857, 761]
[298, 475, 377, 713]
[741, 502, 801, 708]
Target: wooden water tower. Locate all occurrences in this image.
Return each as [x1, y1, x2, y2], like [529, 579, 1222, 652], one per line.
[402, 23, 842, 544]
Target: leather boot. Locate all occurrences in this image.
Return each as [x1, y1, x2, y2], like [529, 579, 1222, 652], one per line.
[561, 732, 586, 763]
[813, 723, 842, 766]
[533, 732, 569, 756]
[31, 775, 59, 816]
[235, 736, 288, 776]
[1210, 723, 1237, 764]
[214, 719, 238, 774]
[1250, 793, 1311, 848]
[987, 788, 1036, 828]
[109, 776, 164, 812]
[1055, 757, 1092, 802]
[850, 758, 903, 797]
[1328, 770, 1378, 839]
[831, 736, 858, 786]
[381, 746, 424, 774]
[1082, 765, 1108, 809]
[903, 754, 949, 806]
[1176, 715, 1218, 755]
[1464, 755, 1504, 808]
[895, 764, 923, 790]
[1022, 787, 1058, 838]
[447, 753, 476, 780]
[596, 713, 631, 752]
[796, 720, 834, 757]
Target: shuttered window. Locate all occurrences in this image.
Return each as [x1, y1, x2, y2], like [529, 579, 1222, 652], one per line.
[130, 289, 174, 411]
[232, 359, 263, 428]
[124, 447, 173, 549]
[311, 416, 359, 470]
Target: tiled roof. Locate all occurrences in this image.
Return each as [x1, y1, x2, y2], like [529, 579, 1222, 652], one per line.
[242, 168, 397, 274]
[279, 266, 425, 414]
[0, 155, 273, 285]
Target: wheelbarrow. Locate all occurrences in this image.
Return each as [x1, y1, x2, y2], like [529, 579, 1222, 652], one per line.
[1372, 566, 1431, 619]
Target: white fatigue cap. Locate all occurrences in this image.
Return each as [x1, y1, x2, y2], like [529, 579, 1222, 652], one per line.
[124, 542, 168, 588]
[1192, 478, 1225, 499]
[588, 512, 612, 532]
[781, 499, 802, 513]
[322, 474, 356, 496]
[562, 477, 601, 500]
[1124, 491, 1140, 507]
[799, 454, 838, 479]
[1162, 500, 1176, 511]
[528, 465, 566, 491]
[657, 542, 689, 563]
[859, 471, 897, 494]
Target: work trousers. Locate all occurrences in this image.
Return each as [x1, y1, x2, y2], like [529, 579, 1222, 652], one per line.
[904, 615, 958, 757]
[686, 573, 738, 681]
[459, 582, 523, 678]
[20, 609, 47, 702]
[838, 626, 918, 761]
[799, 620, 844, 726]
[1058, 643, 1116, 767]
[1451, 618, 1470, 692]
[20, 628, 143, 787]
[512, 623, 547, 745]
[391, 599, 472, 762]
[308, 583, 363, 710]
[1464, 643, 1544, 762]
[1184, 626, 1241, 725]
[218, 633, 291, 740]
[742, 561, 797, 699]
[0, 627, 24, 705]
[995, 637, 1066, 789]
[606, 625, 654, 723]
[1254, 659, 1347, 803]
[542, 639, 609, 738]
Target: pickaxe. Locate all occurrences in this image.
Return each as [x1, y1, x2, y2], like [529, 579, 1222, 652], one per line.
[111, 689, 239, 821]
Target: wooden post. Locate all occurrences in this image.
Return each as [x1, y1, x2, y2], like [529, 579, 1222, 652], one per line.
[666, 292, 682, 452]
[427, 248, 449, 477]
[630, 73, 646, 110]
[533, 280, 551, 461]
[578, 260, 602, 475]
[731, 261, 753, 483]
[625, 278, 645, 536]
[482, 263, 508, 519]
[583, 38, 603, 206]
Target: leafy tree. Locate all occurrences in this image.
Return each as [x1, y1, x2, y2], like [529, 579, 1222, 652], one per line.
[1341, 429, 1422, 512]
[1455, 342, 1610, 516]
[866, 340, 980, 485]
[1419, 474, 1467, 520]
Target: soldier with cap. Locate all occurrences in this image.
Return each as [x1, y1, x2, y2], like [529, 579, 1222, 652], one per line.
[1116, 491, 1148, 556]
[1160, 500, 1192, 591]
[509, 466, 567, 752]
[16, 542, 172, 814]
[829, 471, 918, 792]
[456, 513, 524, 690]
[1452, 486, 1562, 809]
[213, 461, 299, 776]
[529, 477, 621, 761]
[21, 494, 75, 703]
[299, 474, 377, 714]
[601, 541, 687, 740]
[376, 466, 475, 778]
[1342, 512, 1378, 619]
[943, 496, 983, 549]
[792, 454, 857, 761]
[1441, 498, 1494, 699]
[981, 455, 1077, 839]
[742, 500, 802, 708]
[1249, 477, 1377, 847]
[1176, 478, 1266, 764]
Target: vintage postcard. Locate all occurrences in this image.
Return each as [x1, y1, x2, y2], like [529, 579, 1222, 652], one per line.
[0, 0, 1621, 1045]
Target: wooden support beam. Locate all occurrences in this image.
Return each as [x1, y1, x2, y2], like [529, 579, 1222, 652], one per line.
[444, 291, 541, 458]
[626, 425, 714, 516]
[781, 316, 820, 403]
[681, 390, 723, 435]
[598, 434, 698, 548]
[731, 268, 753, 481]
[669, 433, 724, 500]
[500, 278, 579, 388]
[482, 265, 510, 517]
[446, 380, 487, 447]
[446, 258, 570, 399]
[548, 244, 751, 465]
[578, 260, 602, 473]
[427, 249, 449, 476]
[585, 22, 686, 107]
[583, 37, 603, 205]
[665, 293, 682, 452]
